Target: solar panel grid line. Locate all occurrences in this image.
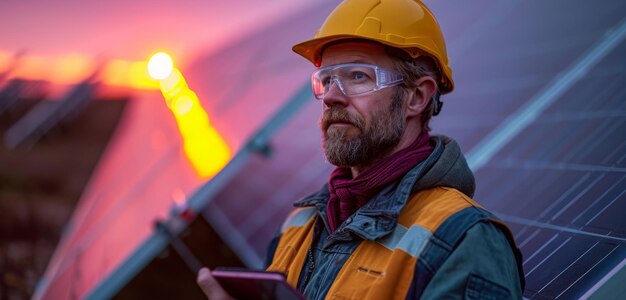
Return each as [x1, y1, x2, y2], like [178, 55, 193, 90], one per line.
[535, 172, 599, 220]
[593, 42, 626, 69]
[602, 140, 626, 165]
[522, 236, 603, 295]
[468, 110, 544, 166]
[563, 72, 624, 106]
[522, 178, 625, 244]
[522, 233, 560, 264]
[617, 151, 626, 165]
[548, 119, 611, 163]
[479, 170, 569, 233]
[556, 245, 621, 298]
[569, 74, 621, 112]
[490, 159, 626, 173]
[492, 169, 563, 217]
[513, 173, 592, 244]
[521, 234, 574, 276]
[549, 175, 606, 222]
[525, 235, 573, 277]
[522, 234, 573, 274]
[575, 131, 626, 168]
[579, 256, 626, 299]
[539, 241, 622, 299]
[561, 120, 623, 162]
[593, 74, 626, 110]
[527, 121, 586, 161]
[555, 176, 624, 230]
[564, 248, 626, 299]
[560, 67, 624, 97]
[570, 177, 626, 226]
[499, 214, 626, 244]
[591, 33, 626, 66]
[511, 230, 620, 286]
[579, 144, 626, 172]
[489, 118, 559, 161]
[536, 241, 600, 294]
[583, 189, 626, 228]
[533, 173, 587, 217]
[478, 125, 579, 175]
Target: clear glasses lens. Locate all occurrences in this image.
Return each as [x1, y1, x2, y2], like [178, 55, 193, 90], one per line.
[311, 63, 403, 100]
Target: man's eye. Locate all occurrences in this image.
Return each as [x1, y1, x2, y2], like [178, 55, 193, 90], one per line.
[352, 71, 367, 80]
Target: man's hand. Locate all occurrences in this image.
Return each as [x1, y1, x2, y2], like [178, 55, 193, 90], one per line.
[196, 267, 234, 300]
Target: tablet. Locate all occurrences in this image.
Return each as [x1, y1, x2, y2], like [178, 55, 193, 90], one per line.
[212, 268, 305, 300]
[156, 222, 303, 299]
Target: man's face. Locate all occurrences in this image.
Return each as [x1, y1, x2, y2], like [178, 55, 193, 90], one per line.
[319, 42, 405, 167]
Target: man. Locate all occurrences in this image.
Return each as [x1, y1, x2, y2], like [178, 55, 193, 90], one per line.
[198, 0, 525, 299]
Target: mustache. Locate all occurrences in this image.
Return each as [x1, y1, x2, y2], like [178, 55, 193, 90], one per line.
[320, 106, 364, 131]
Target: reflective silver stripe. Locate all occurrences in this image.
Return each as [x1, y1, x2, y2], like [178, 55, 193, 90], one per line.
[378, 224, 432, 258]
[280, 207, 316, 233]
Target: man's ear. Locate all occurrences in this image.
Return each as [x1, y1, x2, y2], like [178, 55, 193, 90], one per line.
[405, 77, 437, 118]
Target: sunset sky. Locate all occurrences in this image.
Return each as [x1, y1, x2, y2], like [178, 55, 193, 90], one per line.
[0, 0, 319, 64]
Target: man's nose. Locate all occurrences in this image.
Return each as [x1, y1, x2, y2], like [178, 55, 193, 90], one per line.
[322, 78, 349, 107]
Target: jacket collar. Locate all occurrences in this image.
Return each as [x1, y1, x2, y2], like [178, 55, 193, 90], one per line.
[293, 136, 447, 241]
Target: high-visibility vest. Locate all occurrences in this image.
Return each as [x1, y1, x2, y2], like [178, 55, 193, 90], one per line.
[268, 187, 523, 299]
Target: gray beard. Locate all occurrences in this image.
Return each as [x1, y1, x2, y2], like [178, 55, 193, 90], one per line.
[322, 90, 404, 167]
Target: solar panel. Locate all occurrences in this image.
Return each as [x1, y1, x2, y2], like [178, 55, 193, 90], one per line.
[472, 41, 626, 298]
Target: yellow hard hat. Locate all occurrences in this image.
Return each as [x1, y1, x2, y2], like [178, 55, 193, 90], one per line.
[293, 0, 454, 94]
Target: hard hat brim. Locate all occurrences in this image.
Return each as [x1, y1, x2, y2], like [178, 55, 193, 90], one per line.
[292, 34, 364, 67]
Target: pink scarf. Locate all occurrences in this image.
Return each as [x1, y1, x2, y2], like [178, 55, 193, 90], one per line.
[326, 133, 433, 232]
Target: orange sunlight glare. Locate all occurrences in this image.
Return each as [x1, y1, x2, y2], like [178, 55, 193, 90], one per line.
[152, 53, 231, 178]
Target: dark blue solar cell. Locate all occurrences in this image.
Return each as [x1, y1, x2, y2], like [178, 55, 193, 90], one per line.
[557, 246, 626, 299]
[555, 174, 625, 226]
[523, 235, 600, 293]
[536, 241, 618, 298]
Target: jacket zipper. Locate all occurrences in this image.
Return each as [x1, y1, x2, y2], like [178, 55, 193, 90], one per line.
[301, 214, 325, 292]
[301, 246, 315, 288]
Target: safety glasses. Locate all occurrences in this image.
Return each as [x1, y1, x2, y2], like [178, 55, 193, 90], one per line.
[311, 63, 403, 100]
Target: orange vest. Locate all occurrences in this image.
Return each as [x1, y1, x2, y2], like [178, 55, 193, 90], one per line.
[267, 187, 520, 299]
